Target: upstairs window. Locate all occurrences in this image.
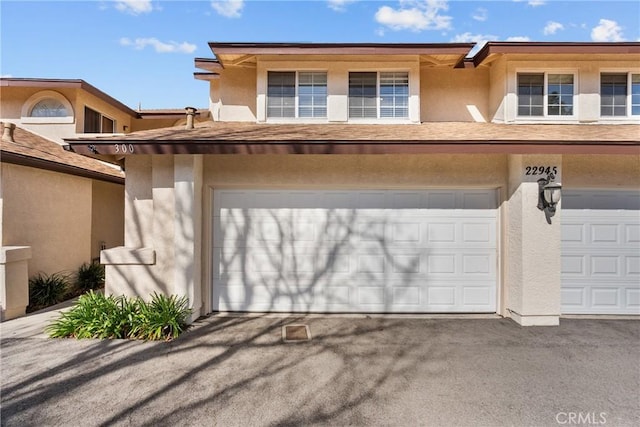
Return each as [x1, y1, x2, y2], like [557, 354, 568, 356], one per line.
[517, 73, 574, 117]
[601, 73, 640, 117]
[349, 71, 409, 119]
[29, 99, 68, 117]
[267, 71, 327, 119]
[84, 106, 115, 133]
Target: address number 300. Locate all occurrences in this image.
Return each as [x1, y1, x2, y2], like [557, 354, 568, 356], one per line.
[525, 166, 558, 176]
[114, 144, 135, 154]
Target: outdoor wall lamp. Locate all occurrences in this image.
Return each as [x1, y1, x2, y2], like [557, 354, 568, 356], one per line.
[537, 173, 562, 224]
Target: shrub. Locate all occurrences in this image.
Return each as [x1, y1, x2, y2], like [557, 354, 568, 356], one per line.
[29, 272, 70, 310]
[76, 262, 105, 292]
[46, 291, 191, 341]
[137, 293, 191, 340]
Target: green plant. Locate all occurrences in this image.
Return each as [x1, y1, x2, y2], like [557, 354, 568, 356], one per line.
[29, 272, 70, 310]
[137, 293, 191, 340]
[46, 291, 191, 341]
[76, 262, 105, 292]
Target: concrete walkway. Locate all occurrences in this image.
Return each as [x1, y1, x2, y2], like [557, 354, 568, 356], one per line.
[1, 315, 639, 426]
[1, 298, 77, 339]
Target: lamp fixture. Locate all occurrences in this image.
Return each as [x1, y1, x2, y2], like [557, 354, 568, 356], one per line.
[537, 173, 562, 224]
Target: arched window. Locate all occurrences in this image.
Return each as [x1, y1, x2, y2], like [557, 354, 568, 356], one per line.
[21, 90, 74, 124]
[29, 99, 69, 117]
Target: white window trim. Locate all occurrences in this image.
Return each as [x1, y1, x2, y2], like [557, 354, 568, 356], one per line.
[348, 70, 411, 123]
[515, 69, 579, 123]
[599, 69, 640, 121]
[266, 70, 328, 122]
[20, 90, 74, 124]
[83, 105, 117, 134]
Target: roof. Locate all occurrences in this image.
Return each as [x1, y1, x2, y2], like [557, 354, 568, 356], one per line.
[197, 41, 640, 71]
[473, 41, 640, 67]
[204, 42, 475, 69]
[138, 108, 209, 119]
[1, 78, 140, 118]
[65, 122, 640, 157]
[1, 123, 124, 184]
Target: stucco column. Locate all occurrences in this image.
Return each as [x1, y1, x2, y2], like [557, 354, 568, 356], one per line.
[174, 155, 203, 320]
[506, 154, 562, 326]
[1, 246, 31, 321]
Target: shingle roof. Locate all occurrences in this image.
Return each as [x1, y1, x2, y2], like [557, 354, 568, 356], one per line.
[1, 124, 124, 184]
[66, 121, 639, 143]
[64, 121, 640, 156]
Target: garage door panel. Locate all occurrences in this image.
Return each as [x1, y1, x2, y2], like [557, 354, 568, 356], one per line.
[213, 189, 498, 313]
[562, 190, 640, 315]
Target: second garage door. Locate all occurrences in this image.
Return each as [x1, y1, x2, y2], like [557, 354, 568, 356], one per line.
[561, 190, 640, 314]
[212, 189, 498, 313]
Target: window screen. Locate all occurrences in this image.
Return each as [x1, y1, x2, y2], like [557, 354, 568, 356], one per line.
[380, 72, 409, 118]
[632, 74, 640, 116]
[298, 72, 327, 118]
[84, 107, 101, 133]
[547, 74, 574, 116]
[518, 73, 544, 116]
[601, 73, 627, 117]
[348, 72, 377, 118]
[267, 72, 296, 118]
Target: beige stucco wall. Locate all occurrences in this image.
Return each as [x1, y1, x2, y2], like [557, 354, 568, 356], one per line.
[0, 85, 139, 143]
[91, 180, 125, 260]
[505, 154, 563, 325]
[0, 87, 78, 143]
[1, 163, 92, 277]
[106, 152, 636, 324]
[420, 67, 489, 122]
[488, 56, 507, 123]
[203, 154, 507, 188]
[211, 67, 258, 122]
[75, 90, 133, 134]
[491, 58, 640, 124]
[563, 155, 640, 188]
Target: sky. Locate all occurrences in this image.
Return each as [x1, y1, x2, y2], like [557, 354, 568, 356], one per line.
[1, 0, 638, 109]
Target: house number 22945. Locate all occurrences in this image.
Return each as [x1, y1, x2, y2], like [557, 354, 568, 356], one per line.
[525, 166, 557, 176]
[114, 144, 135, 154]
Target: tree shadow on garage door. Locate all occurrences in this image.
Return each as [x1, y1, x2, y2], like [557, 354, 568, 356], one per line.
[214, 205, 425, 314]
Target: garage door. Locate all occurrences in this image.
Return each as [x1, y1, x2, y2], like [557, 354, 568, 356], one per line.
[212, 189, 498, 313]
[561, 190, 640, 314]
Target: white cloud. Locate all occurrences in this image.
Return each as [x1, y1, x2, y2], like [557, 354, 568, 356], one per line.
[328, 0, 356, 12]
[375, 0, 452, 32]
[451, 32, 497, 44]
[211, 0, 244, 18]
[591, 19, 625, 42]
[506, 36, 530, 41]
[472, 7, 487, 22]
[120, 37, 197, 54]
[114, 0, 154, 15]
[1, 74, 12, 78]
[528, 0, 546, 6]
[543, 21, 564, 35]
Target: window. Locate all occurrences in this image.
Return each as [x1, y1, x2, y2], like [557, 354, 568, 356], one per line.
[84, 107, 115, 133]
[267, 71, 327, 119]
[633, 74, 640, 116]
[547, 74, 574, 116]
[349, 72, 409, 119]
[601, 73, 640, 117]
[21, 91, 74, 123]
[29, 99, 68, 117]
[517, 73, 574, 117]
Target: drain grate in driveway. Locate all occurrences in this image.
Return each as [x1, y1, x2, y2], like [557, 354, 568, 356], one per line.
[282, 325, 311, 343]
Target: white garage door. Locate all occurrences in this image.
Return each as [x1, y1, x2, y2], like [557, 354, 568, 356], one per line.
[212, 189, 498, 313]
[561, 190, 640, 314]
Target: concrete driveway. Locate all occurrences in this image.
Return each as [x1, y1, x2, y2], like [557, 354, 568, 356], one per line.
[1, 314, 638, 426]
